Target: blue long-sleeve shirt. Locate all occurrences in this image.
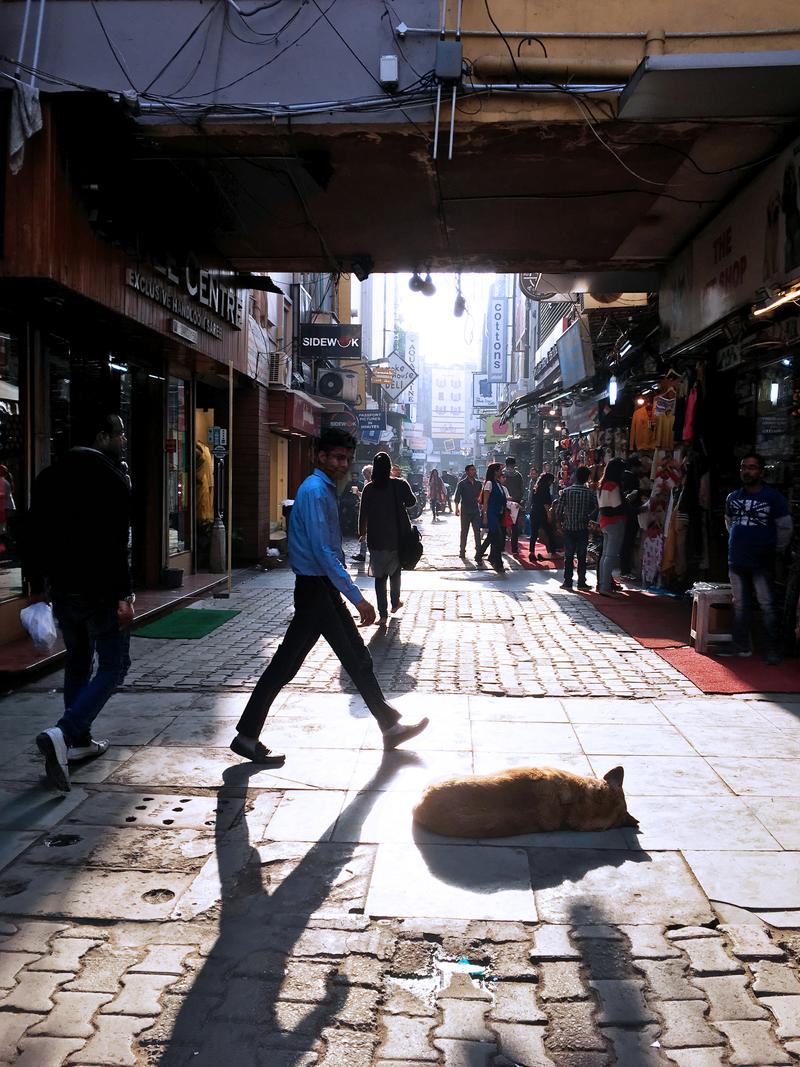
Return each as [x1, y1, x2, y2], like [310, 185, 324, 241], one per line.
[288, 468, 364, 606]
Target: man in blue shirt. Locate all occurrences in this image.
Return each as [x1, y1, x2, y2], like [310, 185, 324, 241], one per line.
[721, 452, 792, 664]
[231, 429, 428, 764]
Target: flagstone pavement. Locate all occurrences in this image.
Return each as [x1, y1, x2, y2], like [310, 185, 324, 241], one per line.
[1, 512, 799, 1065]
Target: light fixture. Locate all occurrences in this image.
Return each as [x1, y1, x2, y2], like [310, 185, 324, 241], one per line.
[548, 407, 557, 416]
[770, 381, 780, 405]
[554, 423, 562, 432]
[350, 254, 374, 282]
[543, 426, 551, 434]
[782, 357, 792, 366]
[454, 273, 466, 317]
[636, 396, 646, 406]
[619, 340, 633, 357]
[421, 272, 436, 296]
[608, 375, 618, 405]
[753, 281, 800, 317]
[109, 361, 128, 373]
[409, 272, 424, 292]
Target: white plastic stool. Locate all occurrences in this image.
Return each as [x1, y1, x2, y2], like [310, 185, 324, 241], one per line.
[690, 583, 734, 655]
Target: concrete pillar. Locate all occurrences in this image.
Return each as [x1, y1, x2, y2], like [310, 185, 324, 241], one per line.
[232, 381, 271, 561]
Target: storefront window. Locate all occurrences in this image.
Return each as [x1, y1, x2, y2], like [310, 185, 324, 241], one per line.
[0, 330, 22, 600]
[167, 377, 191, 555]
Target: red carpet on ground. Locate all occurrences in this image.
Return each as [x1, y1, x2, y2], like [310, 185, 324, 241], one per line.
[656, 645, 800, 694]
[585, 589, 691, 649]
[514, 536, 558, 570]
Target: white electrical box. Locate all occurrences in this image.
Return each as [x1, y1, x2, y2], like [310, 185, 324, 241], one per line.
[379, 54, 399, 91]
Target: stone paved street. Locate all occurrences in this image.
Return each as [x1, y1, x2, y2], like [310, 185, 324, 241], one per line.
[1, 512, 800, 1065]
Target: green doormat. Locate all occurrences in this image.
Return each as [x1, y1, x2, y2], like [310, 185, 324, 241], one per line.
[134, 608, 240, 640]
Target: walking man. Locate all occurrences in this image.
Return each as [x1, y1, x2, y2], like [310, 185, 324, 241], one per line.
[28, 413, 134, 791]
[350, 464, 373, 563]
[503, 456, 525, 556]
[454, 463, 482, 559]
[231, 429, 428, 764]
[555, 465, 597, 591]
[721, 452, 792, 664]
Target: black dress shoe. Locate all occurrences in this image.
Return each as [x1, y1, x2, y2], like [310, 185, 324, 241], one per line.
[382, 718, 429, 751]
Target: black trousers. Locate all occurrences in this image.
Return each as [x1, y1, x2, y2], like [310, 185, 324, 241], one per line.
[236, 576, 399, 739]
[563, 529, 589, 586]
[460, 512, 481, 555]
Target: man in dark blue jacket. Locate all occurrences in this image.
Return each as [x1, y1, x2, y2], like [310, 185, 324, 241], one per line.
[27, 413, 134, 791]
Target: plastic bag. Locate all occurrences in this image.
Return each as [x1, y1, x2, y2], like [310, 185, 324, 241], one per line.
[20, 602, 58, 652]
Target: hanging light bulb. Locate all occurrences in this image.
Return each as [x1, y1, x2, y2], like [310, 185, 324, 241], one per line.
[421, 272, 436, 296]
[543, 426, 551, 435]
[608, 375, 618, 406]
[554, 423, 562, 432]
[409, 272, 424, 292]
[548, 407, 556, 416]
[454, 293, 466, 317]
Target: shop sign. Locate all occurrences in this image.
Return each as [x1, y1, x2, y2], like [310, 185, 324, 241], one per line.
[382, 350, 417, 400]
[356, 411, 387, 432]
[485, 415, 511, 443]
[405, 333, 419, 408]
[717, 344, 744, 372]
[127, 258, 244, 338]
[208, 427, 228, 447]
[557, 319, 594, 388]
[171, 319, 198, 345]
[488, 280, 509, 383]
[563, 396, 598, 434]
[299, 323, 362, 353]
[322, 409, 359, 436]
[473, 373, 496, 409]
[290, 394, 321, 436]
[661, 133, 800, 350]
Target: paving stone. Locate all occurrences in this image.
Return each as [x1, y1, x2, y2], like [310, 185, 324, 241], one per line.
[489, 980, 546, 1023]
[0, 970, 72, 1012]
[391, 940, 438, 976]
[538, 961, 587, 1001]
[620, 925, 681, 959]
[0, 950, 38, 988]
[668, 927, 720, 941]
[66, 1014, 152, 1066]
[29, 991, 114, 1037]
[578, 938, 637, 979]
[547, 1055, 610, 1067]
[490, 1023, 553, 1066]
[544, 1003, 606, 1052]
[603, 1025, 668, 1066]
[0, 922, 69, 954]
[663, 1051, 733, 1067]
[435, 999, 493, 1041]
[759, 995, 800, 1039]
[437, 972, 492, 1001]
[433, 1039, 497, 1067]
[383, 978, 436, 1016]
[467, 921, 531, 943]
[127, 945, 194, 976]
[489, 940, 537, 979]
[16, 1037, 86, 1067]
[278, 962, 336, 1002]
[0, 1012, 39, 1062]
[692, 974, 767, 1022]
[573, 926, 623, 940]
[29, 938, 102, 973]
[375, 1014, 438, 1061]
[317, 1027, 376, 1067]
[62, 948, 148, 993]
[681, 937, 742, 976]
[634, 960, 705, 1002]
[100, 972, 177, 1016]
[714, 1020, 792, 1065]
[328, 986, 381, 1029]
[589, 978, 656, 1025]
[752, 960, 800, 996]
[658, 1001, 725, 1049]
[333, 953, 384, 989]
[720, 923, 786, 961]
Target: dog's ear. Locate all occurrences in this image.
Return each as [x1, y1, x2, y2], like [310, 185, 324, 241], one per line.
[622, 811, 640, 829]
[603, 766, 624, 788]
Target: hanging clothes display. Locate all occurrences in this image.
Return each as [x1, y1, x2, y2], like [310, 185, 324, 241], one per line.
[629, 400, 657, 450]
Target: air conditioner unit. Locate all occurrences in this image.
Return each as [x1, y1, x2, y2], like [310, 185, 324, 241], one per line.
[268, 352, 291, 388]
[317, 368, 358, 403]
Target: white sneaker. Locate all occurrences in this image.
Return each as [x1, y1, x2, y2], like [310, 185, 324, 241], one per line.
[36, 727, 70, 792]
[67, 738, 110, 762]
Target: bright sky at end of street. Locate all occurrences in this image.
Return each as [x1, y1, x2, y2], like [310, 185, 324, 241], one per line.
[396, 272, 496, 367]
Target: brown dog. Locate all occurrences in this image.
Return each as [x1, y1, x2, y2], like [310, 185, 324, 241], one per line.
[412, 765, 639, 838]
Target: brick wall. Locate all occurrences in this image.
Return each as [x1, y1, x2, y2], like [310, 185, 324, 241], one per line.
[232, 382, 270, 561]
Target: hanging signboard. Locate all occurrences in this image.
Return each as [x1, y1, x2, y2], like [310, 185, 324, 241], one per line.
[299, 323, 362, 355]
[382, 350, 417, 400]
[487, 281, 509, 383]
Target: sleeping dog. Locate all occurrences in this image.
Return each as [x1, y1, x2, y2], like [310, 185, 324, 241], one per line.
[413, 765, 639, 838]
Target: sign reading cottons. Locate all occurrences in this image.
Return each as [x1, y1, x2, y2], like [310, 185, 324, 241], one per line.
[488, 283, 509, 383]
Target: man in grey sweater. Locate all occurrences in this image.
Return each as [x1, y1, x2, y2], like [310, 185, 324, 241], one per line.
[454, 464, 482, 559]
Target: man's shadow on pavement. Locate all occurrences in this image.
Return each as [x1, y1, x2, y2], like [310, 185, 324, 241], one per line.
[335, 623, 422, 699]
[157, 751, 420, 1067]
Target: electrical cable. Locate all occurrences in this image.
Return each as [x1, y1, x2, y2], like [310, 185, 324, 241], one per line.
[142, 0, 222, 93]
[223, 0, 304, 44]
[90, 0, 140, 93]
[517, 35, 547, 58]
[482, 0, 525, 87]
[441, 187, 719, 205]
[381, 0, 426, 80]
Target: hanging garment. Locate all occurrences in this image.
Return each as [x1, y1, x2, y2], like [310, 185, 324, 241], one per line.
[654, 412, 676, 448]
[682, 386, 698, 442]
[630, 404, 657, 450]
[642, 532, 664, 586]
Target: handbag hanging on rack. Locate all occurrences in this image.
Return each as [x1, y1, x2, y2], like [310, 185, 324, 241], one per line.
[392, 481, 424, 570]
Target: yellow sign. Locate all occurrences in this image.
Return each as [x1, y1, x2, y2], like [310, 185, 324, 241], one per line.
[485, 415, 511, 443]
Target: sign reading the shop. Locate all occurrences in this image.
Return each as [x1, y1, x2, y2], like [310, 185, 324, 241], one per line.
[127, 260, 244, 340]
[299, 324, 362, 353]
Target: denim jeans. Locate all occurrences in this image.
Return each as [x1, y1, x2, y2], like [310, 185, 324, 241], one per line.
[375, 568, 402, 618]
[563, 529, 589, 586]
[52, 593, 128, 747]
[729, 565, 780, 651]
[488, 526, 506, 569]
[598, 521, 626, 592]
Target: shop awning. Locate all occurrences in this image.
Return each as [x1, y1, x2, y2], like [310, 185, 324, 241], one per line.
[267, 390, 323, 437]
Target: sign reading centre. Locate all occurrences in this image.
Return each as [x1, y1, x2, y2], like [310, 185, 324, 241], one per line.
[299, 324, 362, 354]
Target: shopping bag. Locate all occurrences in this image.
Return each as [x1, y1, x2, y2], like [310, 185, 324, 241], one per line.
[20, 601, 58, 652]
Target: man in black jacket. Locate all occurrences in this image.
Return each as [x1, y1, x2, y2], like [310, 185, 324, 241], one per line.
[27, 413, 134, 791]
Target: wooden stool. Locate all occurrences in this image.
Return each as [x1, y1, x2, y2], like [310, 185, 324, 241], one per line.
[690, 583, 734, 655]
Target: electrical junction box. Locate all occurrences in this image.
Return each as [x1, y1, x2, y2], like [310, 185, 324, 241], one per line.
[379, 54, 399, 91]
[435, 40, 463, 83]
